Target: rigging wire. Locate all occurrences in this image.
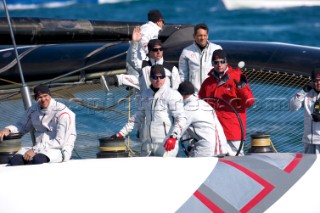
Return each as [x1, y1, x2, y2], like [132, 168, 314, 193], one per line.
[1, 0, 35, 145]
[43, 51, 127, 85]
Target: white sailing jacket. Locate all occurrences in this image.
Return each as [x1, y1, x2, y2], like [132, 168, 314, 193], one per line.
[125, 21, 161, 81]
[119, 84, 187, 156]
[178, 41, 222, 93]
[183, 95, 228, 157]
[127, 42, 181, 92]
[6, 98, 76, 162]
[289, 89, 320, 144]
[139, 21, 162, 58]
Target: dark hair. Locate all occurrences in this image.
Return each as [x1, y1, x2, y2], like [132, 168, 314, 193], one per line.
[178, 81, 195, 96]
[147, 9, 163, 23]
[150, 64, 166, 77]
[33, 84, 51, 100]
[148, 39, 162, 51]
[194, 23, 209, 35]
[212, 49, 227, 61]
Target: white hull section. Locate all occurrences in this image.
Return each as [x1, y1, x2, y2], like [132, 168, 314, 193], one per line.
[0, 157, 217, 213]
[1, 154, 320, 213]
[222, 0, 320, 10]
[267, 157, 320, 212]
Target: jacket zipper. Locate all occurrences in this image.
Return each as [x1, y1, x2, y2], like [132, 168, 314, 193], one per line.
[163, 122, 167, 136]
[149, 97, 159, 143]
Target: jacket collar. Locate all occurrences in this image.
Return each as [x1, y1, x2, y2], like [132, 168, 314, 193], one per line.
[193, 41, 209, 52]
[183, 94, 197, 105]
[147, 21, 162, 31]
[149, 57, 163, 65]
[37, 98, 56, 113]
[211, 66, 230, 86]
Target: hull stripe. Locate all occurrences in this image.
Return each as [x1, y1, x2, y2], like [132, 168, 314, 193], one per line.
[194, 190, 224, 213]
[220, 159, 275, 213]
[177, 154, 316, 213]
[284, 153, 302, 173]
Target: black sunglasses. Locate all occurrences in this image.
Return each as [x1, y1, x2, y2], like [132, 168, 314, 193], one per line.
[150, 75, 165, 80]
[151, 47, 163, 52]
[213, 60, 226, 65]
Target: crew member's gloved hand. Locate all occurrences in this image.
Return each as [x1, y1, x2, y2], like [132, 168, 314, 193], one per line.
[234, 74, 247, 88]
[303, 81, 314, 93]
[111, 133, 124, 139]
[164, 135, 177, 151]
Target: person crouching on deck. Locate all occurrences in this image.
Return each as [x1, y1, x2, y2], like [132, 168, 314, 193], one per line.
[178, 81, 229, 157]
[0, 84, 76, 165]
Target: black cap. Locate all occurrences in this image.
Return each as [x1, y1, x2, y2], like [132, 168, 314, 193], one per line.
[178, 81, 195, 95]
[148, 39, 162, 52]
[34, 84, 51, 100]
[311, 66, 320, 81]
[212, 49, 226, 61]
[148, 10, 163, 23]
[150, 64, 166, 77]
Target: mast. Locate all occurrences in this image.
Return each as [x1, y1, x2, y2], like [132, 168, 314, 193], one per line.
[2, 0, 35, 145]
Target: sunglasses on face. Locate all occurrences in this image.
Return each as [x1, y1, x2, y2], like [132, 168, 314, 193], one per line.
[151, 47, 163, 52]
[150, 75, 165, 80]
[213, 60, 226, 65]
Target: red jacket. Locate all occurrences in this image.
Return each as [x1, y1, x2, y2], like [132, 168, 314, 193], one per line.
[198, 66, 254, 140]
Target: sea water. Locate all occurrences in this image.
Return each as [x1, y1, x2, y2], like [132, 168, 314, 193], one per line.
[5, 0, 320, 47]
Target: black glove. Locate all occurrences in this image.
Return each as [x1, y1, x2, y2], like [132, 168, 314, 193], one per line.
[103, 75, 119, 87]
[234, 74, 247, 88]
[303, 81, 314, 93]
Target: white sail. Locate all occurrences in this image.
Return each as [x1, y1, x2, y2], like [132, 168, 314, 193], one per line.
[222, 0, 320, 10]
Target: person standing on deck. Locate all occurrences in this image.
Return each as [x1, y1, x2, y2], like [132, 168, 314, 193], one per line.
[102, 27, 180, 92]
[178, 23, 222, 94]
[112, 64, 186, 157]
[101, 28, 180, 143]
[289, 67, 320, 154]
[126, 9, 165, 80]
[138, 9, 165, 59]
[177, 81, 229, 157]
[0, 84, 76, 165]
[198, 49, 255, 156]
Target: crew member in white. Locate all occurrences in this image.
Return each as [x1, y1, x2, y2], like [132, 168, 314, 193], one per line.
[179, 23, 222, 93]
[102, 27, 180, 93]
[0, 84, 76, 165]
[289, 67, 320, 154]
[112, 64, 186, 157]
[126, 9, 165, 81]
[178, 81, 229, 157]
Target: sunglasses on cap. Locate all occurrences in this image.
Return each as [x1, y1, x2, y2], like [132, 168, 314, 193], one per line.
[151, 47, 163, 52]
[150, 75, 165, 80]
[213, 60, 226, 65]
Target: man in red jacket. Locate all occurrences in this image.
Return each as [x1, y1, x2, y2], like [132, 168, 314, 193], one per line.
[198, 49, 254, 156]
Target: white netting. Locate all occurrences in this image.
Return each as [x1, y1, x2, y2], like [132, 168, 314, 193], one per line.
[244, 68, 307, 153]
[0, 68, 308, 158]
